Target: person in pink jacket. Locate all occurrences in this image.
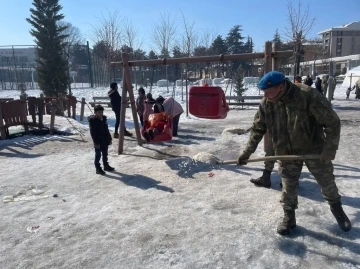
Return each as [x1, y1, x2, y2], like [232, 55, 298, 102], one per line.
[156, 96, 184, 136]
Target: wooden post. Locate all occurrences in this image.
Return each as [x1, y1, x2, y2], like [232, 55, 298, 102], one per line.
[272, 42, 279, 71]
[20, 95, 29, 133]
[50, 99, 57, 135]
[118, 53, 143, 154]
[118, 68, 127, 154]
[58, 93, 64, 116]
[39, 94, 44, 128]
[264, 41, 272, 74]
[0, 103, 6, 140]
[263, 41, 273, 153]
[72, 98, 76, 120]
[80, 97, 85, 121]
[122, 53, 142, 146]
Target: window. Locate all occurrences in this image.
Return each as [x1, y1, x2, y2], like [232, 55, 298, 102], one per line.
[19, 56, 28, 62]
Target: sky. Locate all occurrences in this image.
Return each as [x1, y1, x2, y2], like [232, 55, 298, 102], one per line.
[1, 0, 360, 53]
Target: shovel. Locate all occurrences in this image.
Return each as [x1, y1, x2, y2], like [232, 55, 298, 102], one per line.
[218, 154, 321, 165]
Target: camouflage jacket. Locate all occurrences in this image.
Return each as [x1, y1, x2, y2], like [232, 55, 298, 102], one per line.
[244, 81, 340, 155]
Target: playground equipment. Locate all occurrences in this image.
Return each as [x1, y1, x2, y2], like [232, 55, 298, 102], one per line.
[0, 94, 78, 140]
[189, 85, 229, 119]
[111, 41, 292, 154]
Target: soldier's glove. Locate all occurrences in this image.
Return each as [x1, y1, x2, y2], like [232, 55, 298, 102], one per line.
[320, 149, 336, 164]
[237, 151, 251, 166]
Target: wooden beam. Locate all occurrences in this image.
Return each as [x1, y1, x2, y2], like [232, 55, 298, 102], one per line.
[122, 53, 143, 147]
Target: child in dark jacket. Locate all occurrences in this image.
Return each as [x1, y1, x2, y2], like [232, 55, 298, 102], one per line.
[136, 87, 146, 126]
[88, 105, 115, 175]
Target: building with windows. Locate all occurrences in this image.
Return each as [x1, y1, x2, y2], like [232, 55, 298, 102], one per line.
[318, 21, 360, 57]
[0, 47, 36, 67]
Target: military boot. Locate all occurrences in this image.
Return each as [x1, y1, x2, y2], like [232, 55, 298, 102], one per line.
[277, 209, 296, 235]
[250, 170, 271, 188]
[330, 202, 352, 232]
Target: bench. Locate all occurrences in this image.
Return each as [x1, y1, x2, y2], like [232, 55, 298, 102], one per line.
[0, 98, 14, 103]
[89, 96, 130, 108]
[226, 96, 263, 108]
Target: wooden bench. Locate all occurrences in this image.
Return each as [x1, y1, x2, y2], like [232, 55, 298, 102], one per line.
[0, 98, 14, 103]
[226, 96, 263, 108]
[89, 96, 130, 108]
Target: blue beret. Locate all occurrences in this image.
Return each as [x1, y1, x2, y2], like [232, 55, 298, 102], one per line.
[258, 71, 286, 90]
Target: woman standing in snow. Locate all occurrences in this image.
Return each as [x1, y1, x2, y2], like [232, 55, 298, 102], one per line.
[156, 96, 184, 136]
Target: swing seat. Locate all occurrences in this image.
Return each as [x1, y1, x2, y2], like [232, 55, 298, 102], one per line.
[142, 112, 173, 143]
[189, 85, 229, 119]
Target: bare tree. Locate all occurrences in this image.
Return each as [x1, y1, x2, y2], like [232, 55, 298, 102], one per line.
[200, 28, 219, 51]
[122, 18, 143, 59]
[178, 11, 198, 57]
[91, 10, 123, 62]
[59, 21, 84, 46]
[152, 11, 177, 57]
[284, 0, 315, 76]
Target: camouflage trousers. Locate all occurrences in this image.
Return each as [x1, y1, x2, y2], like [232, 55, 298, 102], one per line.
[279, 159, 341, 210]
[264, 138, 275, 172]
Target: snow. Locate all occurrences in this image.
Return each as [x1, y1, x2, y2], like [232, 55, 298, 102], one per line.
[1, 84, 360, 268]
[342, 65, 360, 88]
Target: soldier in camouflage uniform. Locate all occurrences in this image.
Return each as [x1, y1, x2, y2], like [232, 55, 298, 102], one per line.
[237, 71, 351, 235]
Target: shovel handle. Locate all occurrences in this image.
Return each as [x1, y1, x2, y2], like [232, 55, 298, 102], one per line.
[220, 154, 321, 165]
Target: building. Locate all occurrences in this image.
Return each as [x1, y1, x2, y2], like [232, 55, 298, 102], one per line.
[0, 47, 37, 67]
[318, 21, 360, 57]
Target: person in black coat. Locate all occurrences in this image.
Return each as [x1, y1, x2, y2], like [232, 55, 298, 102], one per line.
[108, 82, 132, 138]
[304, 75, 313, 87]
[315, 77, 323, 94]
[88, 105, 114, 175]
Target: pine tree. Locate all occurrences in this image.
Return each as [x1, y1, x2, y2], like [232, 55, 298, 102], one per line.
[244, 36, 254, 53]
[210, 35, 228, 55]
[26, 0, 69, 97]
[226, 25, 245, 54]
[148, 50, 158, 59]
[235, 65, 246, 97]
[273, 29, 282, 43]
[172, 46, 184, 58]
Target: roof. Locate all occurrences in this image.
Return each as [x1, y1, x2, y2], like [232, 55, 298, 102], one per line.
[318, 21, 360, 34]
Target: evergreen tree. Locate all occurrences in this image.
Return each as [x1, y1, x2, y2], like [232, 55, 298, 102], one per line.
[273, 29, 282, 43]
[235, 65, 246, 97]
[226, 25, 245, 72]
[172, 46, 184, 58]
[26, 0, 69, 97]
[210, 35, 228, 55]
[148, 50, 158, 59]
[226, 25, 245, 54]
[244, 36, 254, 53]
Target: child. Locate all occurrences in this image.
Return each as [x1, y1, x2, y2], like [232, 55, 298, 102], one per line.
[142, 94, 166, 142]
[143, 112, 169, 142]
[136, 87, 146, 126]
[346, 87, 353, 99]
[88, 105, 115, 175]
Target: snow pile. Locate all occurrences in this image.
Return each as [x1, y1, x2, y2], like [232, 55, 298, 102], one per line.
[222, 127, 249, 136]
[192, 152, 220, 164]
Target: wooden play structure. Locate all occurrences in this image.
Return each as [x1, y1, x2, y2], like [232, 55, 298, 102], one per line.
[0, 94, 78, 140]
[111, 41, 293, 154]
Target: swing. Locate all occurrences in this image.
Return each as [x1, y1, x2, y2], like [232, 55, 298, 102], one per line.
[189, 84, 229, 119]
[141, 112, 173, 143]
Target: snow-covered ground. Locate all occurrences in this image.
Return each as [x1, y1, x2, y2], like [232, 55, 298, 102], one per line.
[0, 85, 360, 269]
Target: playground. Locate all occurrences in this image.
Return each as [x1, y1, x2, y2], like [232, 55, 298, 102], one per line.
[1, 44, 360, 268]
[0, 80, 360, 268]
